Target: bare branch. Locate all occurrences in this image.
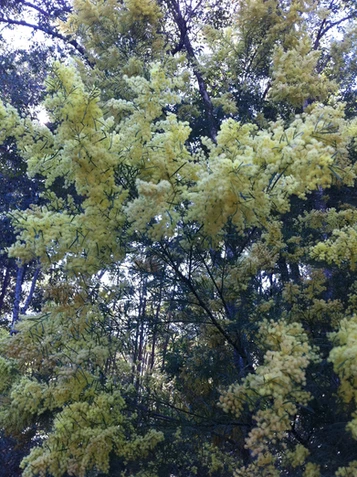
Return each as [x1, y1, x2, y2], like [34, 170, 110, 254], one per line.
[21, 1, 53, 18]
[314, 14, 356, 50]
[0, 16, 91, 64]
[21, 1, 72, 17]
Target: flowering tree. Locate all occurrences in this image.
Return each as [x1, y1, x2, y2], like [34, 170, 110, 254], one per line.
[1, 1, 357, 476]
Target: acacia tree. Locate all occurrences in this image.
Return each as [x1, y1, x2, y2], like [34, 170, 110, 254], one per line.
[1, 0, 357, 476]
[0, 0, 100, 338]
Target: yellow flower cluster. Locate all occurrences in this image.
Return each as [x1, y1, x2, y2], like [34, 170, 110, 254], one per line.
[0, 293, 164, 477]
[6, 64, 128, 273]
[220, 319, 318, 472]
[0, 101, 26, 142]
[123, 0, 161, 23]
[327, 315, 357, 461]
[336, 460, 357, 477]
[186, 103, 352, 239]
[1, 50, 353, 271]
[200, 443, 236, 475]
[329, 315, 357, 405]
[20, 391, 163, 477]
[303, 462, 321, 477]
[286, 444, 310, 468]
[65, 0, 161, 38]
[234, 458, 279, 477]
[270, 35, 336, 108]
[0, 356, 15, 394]
[312, 227, 357, 271]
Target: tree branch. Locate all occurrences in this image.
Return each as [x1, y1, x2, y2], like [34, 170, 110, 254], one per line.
[0, 265, 11, 315]
[168, 0, 217, 141]
[21, 265, 41, 315]
[0, 16, 90, 63]
[11, 264, 25, 334]
[158, 242, 252, 367]
[21, 1, 72, 18]
[313, 14, 356, 50]
[21, 1, 53, 18]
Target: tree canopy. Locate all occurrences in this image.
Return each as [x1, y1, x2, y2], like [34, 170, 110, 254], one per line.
[1, 0, 357, 476]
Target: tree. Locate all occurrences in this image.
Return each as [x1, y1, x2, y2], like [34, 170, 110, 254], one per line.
[0, 4, 89, 472]
[1, 0, 357, 476]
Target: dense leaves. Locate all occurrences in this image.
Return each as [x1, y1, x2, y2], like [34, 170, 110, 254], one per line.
[1, 0, 357, 476]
